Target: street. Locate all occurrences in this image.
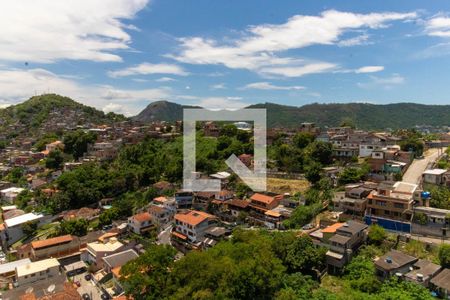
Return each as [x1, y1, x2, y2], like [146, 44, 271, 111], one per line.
[74, 271, 104, 300]
[402, 148, 444, 184]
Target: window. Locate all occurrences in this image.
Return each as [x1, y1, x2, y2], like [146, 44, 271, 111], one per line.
[384, 210, 390, 215]
[394, 203, 404, 209]
[375, 200, 386, 206]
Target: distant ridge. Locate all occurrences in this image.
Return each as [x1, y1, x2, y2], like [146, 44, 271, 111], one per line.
[133, 100, 198, 123]
[134, 100, 450, 130]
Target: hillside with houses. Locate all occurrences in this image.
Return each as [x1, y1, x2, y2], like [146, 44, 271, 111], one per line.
[0, 94, 449, 299]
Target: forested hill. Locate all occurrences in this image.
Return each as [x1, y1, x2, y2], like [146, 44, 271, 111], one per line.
[247, 102, 450, 129]
[133, 100, 198, 123]
[134, 100, 450, 130]
[0, 94, 125, 134]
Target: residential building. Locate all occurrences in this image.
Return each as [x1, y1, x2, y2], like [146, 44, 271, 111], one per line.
[128, 212, 154, 234]
[83, 237, 125, 269]
[430, 268, 450, 299]
[148, 205, 174, 227]
[412, 206, 450, 238]
[404, 259, 441, 287]
[365, 181, 419, 232]
[1, 187, 25, 203]
[422, 169, 448, 185]
[103, 249, 139, 273]
[0, 258, 31, 279]
[29, 234, 80, 261]
[374, 250, 418, 279]
[15, 258, 61, 286]
[226, 199, 250, 219]
[0, 212, 45, 246]
[249, 193, 283, 212]
[175, 191, 194, 209]
[173, 210, 217, 243]
[332, 185, 372, 218]
[324, 221, 368, 273]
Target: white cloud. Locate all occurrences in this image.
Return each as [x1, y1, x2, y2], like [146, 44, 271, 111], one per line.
[357, 73, 405, 89]
[337, 33, 371, 47]
[0, 0, 149, 63]
[210, 83, 226, 89]
[243, 82, 305, 90]
[259, 62, 337, 77]
[156, 77, 176, 82]
[0, 68, 170, 116]
[108, 62, 188, 77]
[355, 66, 385, 73]
[169, 10, 416, 77]
[194, 97, 247, 110]
[425, 16, 450, 37]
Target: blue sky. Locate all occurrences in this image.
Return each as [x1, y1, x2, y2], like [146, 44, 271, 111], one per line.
[1, 0, 450, 115]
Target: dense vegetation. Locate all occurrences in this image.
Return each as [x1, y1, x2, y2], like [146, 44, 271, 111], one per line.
[120, 229, 435, 300]
[132, 100, 450, 130]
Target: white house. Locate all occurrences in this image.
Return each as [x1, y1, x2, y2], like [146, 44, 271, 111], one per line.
[173, 210, 217, 243]
[15, 258, 60, 286]
[128, 212, 153, 234]
[0, 187, 25, 204]
[422, 169, 447, 185]
[1, 212, 44, 246]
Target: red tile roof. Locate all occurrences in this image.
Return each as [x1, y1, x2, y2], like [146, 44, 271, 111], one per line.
[250, 193, 277, 205]
[132, 212, 152, 223]
[31, 235, 73, 250]
[175, 210, 215, 226]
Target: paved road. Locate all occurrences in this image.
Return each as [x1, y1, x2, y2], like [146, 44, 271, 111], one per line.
[75, 271, 103, 300]
[402, 148, 444, 184]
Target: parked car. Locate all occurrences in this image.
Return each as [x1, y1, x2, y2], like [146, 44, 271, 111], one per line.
[101, 294, 110, 300]
[82, 294, 91, 300]
[302, 223, 315, 230]
[75, 281, 81, 287]
[84, 274, 92, 281]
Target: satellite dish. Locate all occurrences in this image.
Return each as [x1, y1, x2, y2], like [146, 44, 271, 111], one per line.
[48, 284, 56, 293]
[26, 287, 34, 294]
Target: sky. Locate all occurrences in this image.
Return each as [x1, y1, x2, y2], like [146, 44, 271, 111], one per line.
[1, 1, 450, 115]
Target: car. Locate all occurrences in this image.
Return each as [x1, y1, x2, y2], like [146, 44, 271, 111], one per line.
[84, 274, 92, 281]
[76, 267, 86, 274]
[82, 294, 91, 300]
[100, 293, 110, 300]
[302, 223, 315, 230]
[66, 270, 76, 277]
[75, 281, 81, 287]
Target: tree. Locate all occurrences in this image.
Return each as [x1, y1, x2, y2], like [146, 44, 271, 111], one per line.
[400, 138, 424, 157]
[344, 255, 380, 293]
[120, 244, 177, 300]
[284, 235, 326, 274]
[340, 117, 356, 129]
[305, 162, 323, 185]
[45, 150, 64, 169]
[367, 224, 386, 245]
[59, 219, 89, 236]
[293, 132, 315, 149]
[22, 220, 39, 236]
[438, 244, 450, 268]
[63, 130, 97, 159]
[307, 141, 333, 165]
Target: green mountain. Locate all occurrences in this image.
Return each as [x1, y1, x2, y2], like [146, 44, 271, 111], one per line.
[0, 94, 126, 135]
[133, 100, 198, 123]
[134, 101, 450, 130]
